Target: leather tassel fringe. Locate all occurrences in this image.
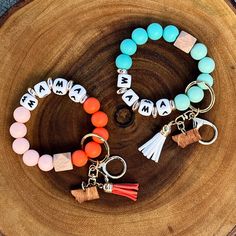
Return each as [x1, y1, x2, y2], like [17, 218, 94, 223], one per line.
[138, 124, 172, 163]
[103, 183, 139, 201]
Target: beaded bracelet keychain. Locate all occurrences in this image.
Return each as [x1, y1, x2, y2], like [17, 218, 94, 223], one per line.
[115, 23, 218, 162]
[10, 78, 139, 202]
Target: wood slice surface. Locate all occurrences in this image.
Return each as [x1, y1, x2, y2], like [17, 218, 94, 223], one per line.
[0, 0, 235, 235]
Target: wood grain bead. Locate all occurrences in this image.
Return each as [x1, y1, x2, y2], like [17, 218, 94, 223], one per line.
[68, 84, 87, 103]
[52, 78, 68, 95]
[20, 93, 38, 111]
[53, 152, 73, 172]
[174, 31, 197, 53]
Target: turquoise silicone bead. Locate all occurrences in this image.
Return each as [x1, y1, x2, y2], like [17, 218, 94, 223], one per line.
[131, 28, 148, 45]
[197, 73, 214, 90]
[190, 43, 208, 60]
[147, 23, 163, 40]
[115, 54, 132, 70]
[187, 86, 204, 103]
[163, 25, 179, 43]
[198, 57, 215, 73]
[174, 94, 190, 111]
[120, 39, 137, 56]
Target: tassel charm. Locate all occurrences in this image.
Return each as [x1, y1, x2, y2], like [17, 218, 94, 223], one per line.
[138, 124, 172, 163]
[103, 183, 139, 201]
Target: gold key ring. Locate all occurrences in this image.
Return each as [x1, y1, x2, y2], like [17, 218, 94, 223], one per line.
[81, 133, 110, 163]
[185, 81, 215, 113]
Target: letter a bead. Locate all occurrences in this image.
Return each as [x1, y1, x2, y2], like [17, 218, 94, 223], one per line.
[156, 99, 172, 116]
[69, 84, 87, 103]
[34, 81, 51, 98]
[138, 99, 154, 116]
[122, 89, 139, 107]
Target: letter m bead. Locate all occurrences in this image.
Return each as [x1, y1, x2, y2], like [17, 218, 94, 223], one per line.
[117, 74, 132, 88]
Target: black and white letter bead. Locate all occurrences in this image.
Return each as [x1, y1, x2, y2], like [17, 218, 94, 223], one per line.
[122, 89, 139, 107]
[52, 78, 68, 95]
[117, 74, 132, 88]
[156, 99, 172, 116]
[68, 84, 87, 103]
[34, 81, 51, 98]
[138, 99, 154, 116]
[20, 93, 38, 111]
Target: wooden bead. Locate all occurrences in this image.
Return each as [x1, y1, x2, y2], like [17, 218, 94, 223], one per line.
[71, 186, 100, 203]
[53, 152, 73, 172]
[34, 81, 51, 98]
[68, 84, 86, 103]
[117, 74, 132, 88]
[91, 111, 108, 127]
[138, 99, 154, 116]
[52, 78, 68, 95]
[122, 89, 139, 107]
[92, 127, 109, 143]
[20, 93, 38, 111]
[156, 99, 172, 116]
[83, 97, 100, 114]
[85, 141, 102, 158]
[174, 31, 197, 53]
[72, 150, 88, 167]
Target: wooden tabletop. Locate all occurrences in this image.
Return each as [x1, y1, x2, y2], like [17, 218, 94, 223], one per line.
[0, 0, 235, 235]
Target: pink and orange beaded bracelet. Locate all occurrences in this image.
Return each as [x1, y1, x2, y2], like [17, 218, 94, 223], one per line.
[10, 77, 139, 202]
[10, 77, 109, 171]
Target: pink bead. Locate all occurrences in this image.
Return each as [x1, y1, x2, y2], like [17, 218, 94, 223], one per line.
[22, 149, 39, 166]
[13, 106, 31, 123]
[38, 154, 54, 171]
[9, 122, 27, 138]
[12, 138, 30, 155]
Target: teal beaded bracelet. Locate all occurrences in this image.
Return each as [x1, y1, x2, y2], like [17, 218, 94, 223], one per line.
[115, 23, 218, 163]
[116, 23, 215, 117]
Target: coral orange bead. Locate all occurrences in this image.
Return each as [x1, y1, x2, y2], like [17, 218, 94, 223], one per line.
[92, 127, 109, 144]
[72, 150, 88, 167]
[91, 111, 108, 127]
[83, 97, 101, 114]
[85, 141, 102, 158]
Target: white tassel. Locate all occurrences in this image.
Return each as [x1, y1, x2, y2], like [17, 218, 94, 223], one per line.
[138, 124, 172, 163]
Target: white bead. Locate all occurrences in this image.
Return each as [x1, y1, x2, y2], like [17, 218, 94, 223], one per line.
[122, 89, 139, 107]
[52, 78, 68, 95]
[68, 84, 87, 103]
[20, 93, 38, 111]
[138, 99, 154, 116]
[117, 74, 132, 88]
[34, 81, 51, 98]
[156, 99, 172, 116]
